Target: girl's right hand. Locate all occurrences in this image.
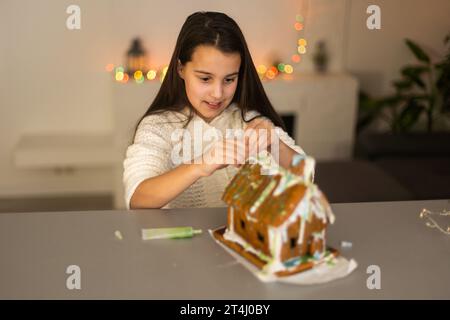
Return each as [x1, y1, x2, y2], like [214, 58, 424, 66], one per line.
[195, 138, 256, 177]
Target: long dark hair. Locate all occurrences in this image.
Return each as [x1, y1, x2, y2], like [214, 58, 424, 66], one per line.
[132, 11, 286, 142]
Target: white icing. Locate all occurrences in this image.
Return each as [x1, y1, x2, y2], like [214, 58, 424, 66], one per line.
[303, 157, 316, 183]
[229, 206, 234, 233]
[312, 231, 323, 241]
[223, 228, 271, 262]
[249, 179, 277, 214]
[273, 172, 302, 196]
[298, 218, 306, 245]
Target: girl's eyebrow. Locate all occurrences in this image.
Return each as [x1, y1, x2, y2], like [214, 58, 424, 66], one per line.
[194, 70, 239, 77]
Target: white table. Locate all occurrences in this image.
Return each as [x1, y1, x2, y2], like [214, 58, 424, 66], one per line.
[0, 199, 448, 299]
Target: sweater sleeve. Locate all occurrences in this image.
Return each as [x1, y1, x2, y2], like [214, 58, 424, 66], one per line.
[274, 127, 306, 155]
[122, 115, 174, 209]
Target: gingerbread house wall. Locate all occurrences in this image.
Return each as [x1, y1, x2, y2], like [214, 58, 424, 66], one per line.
[228, 206, 271, 256]
[227, 205, 327, 262]
[279, 214, 326, 262]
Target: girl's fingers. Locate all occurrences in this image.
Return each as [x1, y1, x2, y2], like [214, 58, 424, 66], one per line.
[207, 137, 267, 166]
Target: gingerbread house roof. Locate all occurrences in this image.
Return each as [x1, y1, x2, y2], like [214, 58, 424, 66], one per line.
[222, 153, 334, 227]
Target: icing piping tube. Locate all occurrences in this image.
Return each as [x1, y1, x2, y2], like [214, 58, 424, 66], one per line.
[142, 227, 202, 240]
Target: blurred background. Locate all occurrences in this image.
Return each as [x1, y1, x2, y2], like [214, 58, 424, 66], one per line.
[0, 0, 449, 212]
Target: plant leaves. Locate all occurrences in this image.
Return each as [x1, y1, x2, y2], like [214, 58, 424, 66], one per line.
[393, 79, 413, 92]
[395, 99, 425, 132]
[405, 39, 430, 63]
[401, 66, 428, 88]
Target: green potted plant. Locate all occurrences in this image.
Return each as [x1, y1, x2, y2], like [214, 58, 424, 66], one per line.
[355, 34, 450, 159]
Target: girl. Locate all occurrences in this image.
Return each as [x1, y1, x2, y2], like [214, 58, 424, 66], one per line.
[123, 11, 307, 209]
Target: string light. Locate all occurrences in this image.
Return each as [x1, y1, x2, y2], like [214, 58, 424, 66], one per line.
[105, 63, 114, 72]
[269, 66, 278, 76]
[294, 22, 303, 31]
[419, 208, 450, 235]
[298, 45, 307, 54]
[133, 70, 143, 81]
[115, 71, 124, 81]
[257, 65, 267, 74]
[298, 38, 307, 46]
[147, 70, 157, 80]
[284, 64, 294, 74]
[265, 69, 276, 80]
[109, 13, 308, 83]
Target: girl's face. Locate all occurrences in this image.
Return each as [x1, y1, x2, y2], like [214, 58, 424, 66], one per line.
[178, 45, 241, 123]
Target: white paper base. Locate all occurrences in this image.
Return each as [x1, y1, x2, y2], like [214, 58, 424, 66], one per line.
[210, 229, 358, 285]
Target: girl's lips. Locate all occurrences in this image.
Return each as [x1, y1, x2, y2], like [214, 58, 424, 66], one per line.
[205, 101, 222, 110]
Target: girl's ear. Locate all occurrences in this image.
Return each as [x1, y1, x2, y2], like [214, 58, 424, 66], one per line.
[177, 59, 184, 79]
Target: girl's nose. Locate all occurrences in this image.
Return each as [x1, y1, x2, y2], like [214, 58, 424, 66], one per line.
[210, 83, 223, 100]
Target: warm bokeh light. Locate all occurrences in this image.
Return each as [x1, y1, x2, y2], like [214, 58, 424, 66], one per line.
[147, 70, 157, 80]
[292, 54, 301, 63]
[265, 70, 276, 80]
[298, 38, 307, 46]
[298, 45, 307, 54]
[115, 71, 124, 81]
[134, 70, 143, 80]
[294, 22, 303, 31]
[284, 64, 293, 74]
[257, 65, 267, 75]
[269, 66, 278, 76]
[105, 63, 114, 72]
[122, 73, 129, 83]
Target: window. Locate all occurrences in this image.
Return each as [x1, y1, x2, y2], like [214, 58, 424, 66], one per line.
[257, 232, 265, 243]
[290, 237, 298, 249]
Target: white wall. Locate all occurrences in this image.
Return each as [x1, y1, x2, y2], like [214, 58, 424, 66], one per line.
[0, 0, 115, 196]
[0, 0, 349, 197]
[1, 0, 448, 198]
[346, 0, 450, 97]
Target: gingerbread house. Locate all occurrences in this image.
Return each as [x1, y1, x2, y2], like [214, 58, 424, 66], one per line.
[212, 152, 337, 276]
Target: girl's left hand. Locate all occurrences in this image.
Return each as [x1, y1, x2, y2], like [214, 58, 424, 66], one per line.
[244, 117, 277, 155]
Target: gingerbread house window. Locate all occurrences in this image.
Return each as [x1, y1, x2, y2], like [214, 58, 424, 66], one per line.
[257, 231, 265, 243]
[290, 237, 297, 249]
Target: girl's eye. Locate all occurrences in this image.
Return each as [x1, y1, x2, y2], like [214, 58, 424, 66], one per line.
[199, 77, 236, 83]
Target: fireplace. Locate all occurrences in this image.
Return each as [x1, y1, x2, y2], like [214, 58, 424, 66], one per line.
[280, 113, 296, 141]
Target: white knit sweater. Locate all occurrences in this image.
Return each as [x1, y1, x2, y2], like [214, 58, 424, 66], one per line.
[123, 103, 306, 209]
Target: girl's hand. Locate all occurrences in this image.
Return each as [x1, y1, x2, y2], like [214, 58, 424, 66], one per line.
[244, 117, 277, 154]
[195, 138, 256, 177]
